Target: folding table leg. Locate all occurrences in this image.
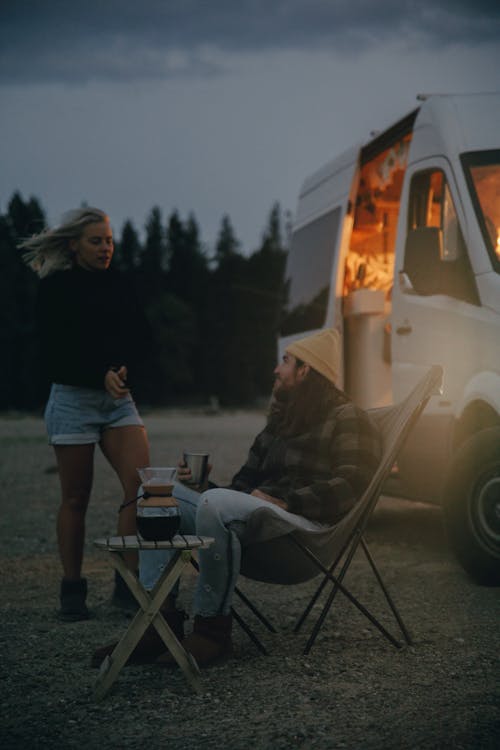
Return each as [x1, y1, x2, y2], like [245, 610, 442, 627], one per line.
[94, 607, 153, 700]
[93, 551, 201, 700]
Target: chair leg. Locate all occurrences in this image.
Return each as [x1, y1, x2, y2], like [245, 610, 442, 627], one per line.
[360, 537, 412, 645]
[230, 607, 268, 655]
[288, 537, 402, 653]
[292, 535, 353, 646]
[294, 539, 351, 633]
[189, 556, 272, 654]
[233, 586, 276, 633]
[294, 536, 354, 633]
[294, 569, 329, 633]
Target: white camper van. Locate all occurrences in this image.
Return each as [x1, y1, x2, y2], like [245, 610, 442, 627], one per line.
[281, 93, 500, 584]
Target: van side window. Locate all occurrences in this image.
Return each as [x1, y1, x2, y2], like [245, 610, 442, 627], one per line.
[404, 170, 478, 303]
[281, 208, 341, 336]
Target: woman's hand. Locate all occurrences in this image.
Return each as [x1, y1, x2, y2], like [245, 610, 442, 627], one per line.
[104, 365, 130, 399]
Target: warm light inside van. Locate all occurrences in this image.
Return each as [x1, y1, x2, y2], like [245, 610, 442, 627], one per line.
[461, 149, 500, 269]
[344, 133, 413, 298]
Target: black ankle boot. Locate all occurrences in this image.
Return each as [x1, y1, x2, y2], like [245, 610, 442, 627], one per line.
[110, 570, 138, 612]
[59, 578, 90, 622]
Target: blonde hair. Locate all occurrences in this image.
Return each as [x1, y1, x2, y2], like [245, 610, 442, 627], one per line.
[19, 207, 109, 278]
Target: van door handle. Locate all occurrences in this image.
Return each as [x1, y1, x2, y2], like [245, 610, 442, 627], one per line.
[396, 324, 413, 335]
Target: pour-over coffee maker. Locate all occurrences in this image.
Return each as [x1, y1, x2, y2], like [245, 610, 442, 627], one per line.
[136, 467, 180, 541]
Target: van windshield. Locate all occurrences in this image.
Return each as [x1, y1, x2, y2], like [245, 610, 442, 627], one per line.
[461, 150, 500, 272]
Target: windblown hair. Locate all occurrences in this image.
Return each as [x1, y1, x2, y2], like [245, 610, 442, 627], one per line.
[19, 207, 108, 278]
[268, 359, 349, 436]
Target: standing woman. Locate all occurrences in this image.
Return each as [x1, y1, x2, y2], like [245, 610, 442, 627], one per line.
[21, 208, 150, 621]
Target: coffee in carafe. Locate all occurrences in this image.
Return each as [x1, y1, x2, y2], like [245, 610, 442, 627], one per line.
[136, 467, 180, 541]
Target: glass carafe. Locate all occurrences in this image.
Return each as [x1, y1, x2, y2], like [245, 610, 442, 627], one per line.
[136, 467, 180, 541]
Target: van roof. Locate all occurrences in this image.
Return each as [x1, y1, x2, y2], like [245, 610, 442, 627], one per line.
[299, 93, 500, 200]
[410, 92, 500, 157]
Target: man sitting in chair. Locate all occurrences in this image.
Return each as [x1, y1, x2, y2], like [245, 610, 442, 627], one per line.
[92, 328, 381, 668]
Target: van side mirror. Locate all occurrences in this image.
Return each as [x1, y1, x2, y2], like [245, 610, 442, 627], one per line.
[403, 227, 443, 295]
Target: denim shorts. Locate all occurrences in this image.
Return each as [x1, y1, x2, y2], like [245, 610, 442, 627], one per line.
[44, 383, 144, 445]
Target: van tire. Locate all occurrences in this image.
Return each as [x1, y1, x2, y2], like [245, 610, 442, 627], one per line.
[443, 427, 500, 585]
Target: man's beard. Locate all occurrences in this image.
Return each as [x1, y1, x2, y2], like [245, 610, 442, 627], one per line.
[272, 380, 295, 404]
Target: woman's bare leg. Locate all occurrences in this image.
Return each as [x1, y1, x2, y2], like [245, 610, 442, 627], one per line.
[54, 444, 95, 581]
[99, 424, 150, 570]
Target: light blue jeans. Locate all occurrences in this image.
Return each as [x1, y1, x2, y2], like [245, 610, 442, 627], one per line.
[139, 483, 312, 617]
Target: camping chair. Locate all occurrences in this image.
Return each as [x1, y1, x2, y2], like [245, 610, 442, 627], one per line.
[232, 364, 444, 654]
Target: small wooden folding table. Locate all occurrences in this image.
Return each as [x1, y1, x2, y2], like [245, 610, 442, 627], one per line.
[93, 534, 214, 699]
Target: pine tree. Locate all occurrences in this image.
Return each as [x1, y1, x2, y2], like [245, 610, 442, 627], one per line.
[7, 191, 45, 238]
[0, 193, 46, 409]
[167, 211, 208, 305]
[114, 219, 142, 273]
[215, 214, 240, 265]
[140, 206, 167, 292]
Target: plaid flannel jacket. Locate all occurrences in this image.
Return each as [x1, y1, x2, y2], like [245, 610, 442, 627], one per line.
[230, 400, 381, 524]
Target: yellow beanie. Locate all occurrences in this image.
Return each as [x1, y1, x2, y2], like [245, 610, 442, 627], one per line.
[286, 328, 341, 385]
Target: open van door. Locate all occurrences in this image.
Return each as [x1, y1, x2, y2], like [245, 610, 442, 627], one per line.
[280, 145, 361, 386]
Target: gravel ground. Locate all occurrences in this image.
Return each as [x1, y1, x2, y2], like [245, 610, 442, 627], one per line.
[1, 409, 499, 750]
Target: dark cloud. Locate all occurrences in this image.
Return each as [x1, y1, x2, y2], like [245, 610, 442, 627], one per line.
[1, 0, 499, 84]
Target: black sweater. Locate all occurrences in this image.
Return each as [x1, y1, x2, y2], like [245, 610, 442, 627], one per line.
[36, 266, 150, 390]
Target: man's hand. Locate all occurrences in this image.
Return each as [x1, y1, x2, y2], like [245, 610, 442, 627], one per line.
[104, 365, 130, 399]
[251, 489, 288, 509]
[177, 458, 212, 492]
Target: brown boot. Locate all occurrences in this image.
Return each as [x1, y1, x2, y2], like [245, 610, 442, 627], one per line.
[156, 614, 232, 668]
[90, 607, 187, 668]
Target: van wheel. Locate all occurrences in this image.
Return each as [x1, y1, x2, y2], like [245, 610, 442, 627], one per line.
[443, 427, 500, 585]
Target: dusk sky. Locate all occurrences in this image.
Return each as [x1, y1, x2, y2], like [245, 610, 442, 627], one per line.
[1, 1, 499, 253]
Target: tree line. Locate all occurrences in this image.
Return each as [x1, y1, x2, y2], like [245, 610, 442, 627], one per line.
[0, 192, 289, 411]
